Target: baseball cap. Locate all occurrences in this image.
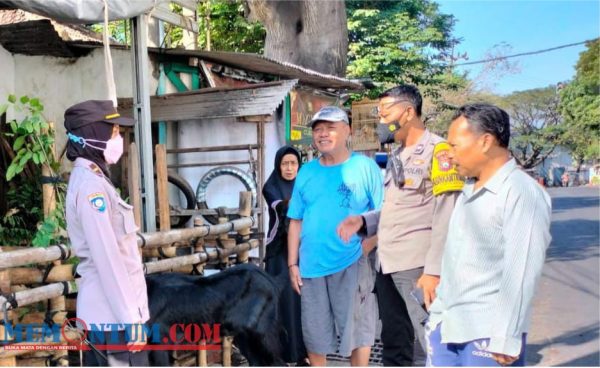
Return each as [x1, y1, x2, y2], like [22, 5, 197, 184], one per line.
[309, 106, 349, 128]
[64, 100, 135, 131]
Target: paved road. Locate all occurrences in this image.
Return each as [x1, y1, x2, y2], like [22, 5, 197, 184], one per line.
[527, 186, 600, 366]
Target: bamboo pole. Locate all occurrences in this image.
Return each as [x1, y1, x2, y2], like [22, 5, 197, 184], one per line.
[144, 240, 258, 275]
[0, 266, 16, 366]
[20, 311, 67, 325]
[0, 329, 81, 359]
[65, 298, 76, 312]
[0, 282, 77, 311]
[9, 265, 74, 285]
[139, 217, 253, 249]
[16, 357, 48, 366]
[237, 192, 252, 263]
[128, 142, 143, 230]
[0, 217, 252, 270]
[0, 245, 71, 270]
[198, 340, 207, 367]
[222, 335, 233, 367]
[155, 144, 171, 231]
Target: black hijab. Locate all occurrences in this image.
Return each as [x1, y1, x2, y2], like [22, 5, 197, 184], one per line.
[263, 146, 301, 206]
[262, 146, 301, 240]
[66, 122, 113, 177]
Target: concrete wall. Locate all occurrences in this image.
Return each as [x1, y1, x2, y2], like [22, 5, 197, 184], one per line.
[0, 45, 15, 120]
[12, 48, 156, 157]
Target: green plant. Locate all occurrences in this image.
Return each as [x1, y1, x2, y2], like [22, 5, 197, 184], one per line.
[0, 96, 66, 247]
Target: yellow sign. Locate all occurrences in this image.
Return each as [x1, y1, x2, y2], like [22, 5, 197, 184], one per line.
[431, 142, 464, 195]
[291, 130, 302, 141]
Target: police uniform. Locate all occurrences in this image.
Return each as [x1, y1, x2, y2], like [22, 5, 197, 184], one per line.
[361, 129, 463, 366]
[64, 100, 149, 366]
[66, 157, 149, 326]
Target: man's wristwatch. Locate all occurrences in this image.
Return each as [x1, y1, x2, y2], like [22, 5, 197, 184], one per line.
[358, 215, 367, 235]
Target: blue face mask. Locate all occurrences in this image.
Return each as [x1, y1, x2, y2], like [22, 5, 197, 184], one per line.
[377, 121, 401, 144]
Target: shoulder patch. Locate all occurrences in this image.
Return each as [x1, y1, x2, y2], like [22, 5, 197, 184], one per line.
[431, 142, 464, 196]
[88, 192, 107, 212]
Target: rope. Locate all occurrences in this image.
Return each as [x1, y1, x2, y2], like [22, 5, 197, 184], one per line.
[137, 232, 146, 248]
[42, 263, 54, 283]
[40, 175, 63, 184]
[57, 244, 70, 261]
[61, 281, 70, 296]
[102, 0, 117, 106]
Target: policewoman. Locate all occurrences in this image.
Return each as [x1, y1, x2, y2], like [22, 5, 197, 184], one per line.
[64, 100, 149, 366]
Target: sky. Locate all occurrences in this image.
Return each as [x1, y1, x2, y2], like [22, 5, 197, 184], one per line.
[436, 0, 600, 95]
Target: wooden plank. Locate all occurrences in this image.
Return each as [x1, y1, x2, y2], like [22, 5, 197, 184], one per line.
[128, 143, 143, 230]
[0, 267, 15, 366]
[167, 160, 252, 169]
[155, 144, 171, 231]
[166, 144, 258, 154]
[152, 4, 199, 33]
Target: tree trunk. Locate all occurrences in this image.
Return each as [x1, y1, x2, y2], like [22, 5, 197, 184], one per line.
[246, 0, 348, 77]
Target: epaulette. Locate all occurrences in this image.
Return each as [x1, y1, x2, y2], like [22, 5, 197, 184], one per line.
[88, 163, 104, 177]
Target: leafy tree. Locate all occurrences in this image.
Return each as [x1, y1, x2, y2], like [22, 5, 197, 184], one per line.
[198, 0, 265, 53]
[500, 86, 564, 169]
[558, 39, 600, 169]
[0, 96, 66, 247]
[346, 0, 460, 98]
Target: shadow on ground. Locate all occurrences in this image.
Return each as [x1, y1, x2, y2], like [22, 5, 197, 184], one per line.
[527, 322, 600, 366]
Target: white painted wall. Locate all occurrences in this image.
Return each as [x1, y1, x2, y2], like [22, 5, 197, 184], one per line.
[13, 48, 157, 160]
[0, 45, 15, 120]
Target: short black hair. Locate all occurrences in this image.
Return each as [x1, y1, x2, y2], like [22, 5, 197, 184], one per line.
[452, 103, 510, 148]
[379, 84, 423, 117]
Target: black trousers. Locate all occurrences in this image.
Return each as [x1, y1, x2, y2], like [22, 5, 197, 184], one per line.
[375, 271, 416, 366]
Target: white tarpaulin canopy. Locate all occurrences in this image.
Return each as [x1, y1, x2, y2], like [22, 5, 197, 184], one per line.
[0, 0, 161, 23]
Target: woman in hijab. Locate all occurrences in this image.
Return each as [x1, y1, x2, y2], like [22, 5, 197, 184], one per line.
[262, 145, 307, 365]
[64, 100, 149, 366]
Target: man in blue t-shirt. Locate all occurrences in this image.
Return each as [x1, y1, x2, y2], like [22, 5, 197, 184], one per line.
[287, 106, 383, 366]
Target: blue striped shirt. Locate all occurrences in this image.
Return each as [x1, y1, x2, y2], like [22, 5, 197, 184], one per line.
[428, 158, 552, 357]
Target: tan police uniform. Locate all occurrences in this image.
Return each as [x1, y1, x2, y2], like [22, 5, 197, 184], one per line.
[66, 157, 149, 327]
[361, 129, 463, 364]
[363, 130, 462, 275]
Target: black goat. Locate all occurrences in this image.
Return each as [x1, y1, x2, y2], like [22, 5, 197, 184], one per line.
[145, 263, 285, 366]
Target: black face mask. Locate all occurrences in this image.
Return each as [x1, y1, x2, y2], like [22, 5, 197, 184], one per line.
[377, 121, 401, 144]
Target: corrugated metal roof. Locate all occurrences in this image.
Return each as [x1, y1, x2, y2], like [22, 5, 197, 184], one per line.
[150, 48, 363, 91]
[118, 79, 298, 122]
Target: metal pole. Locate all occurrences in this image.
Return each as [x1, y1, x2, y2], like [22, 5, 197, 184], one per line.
[131, 15, 157, 232]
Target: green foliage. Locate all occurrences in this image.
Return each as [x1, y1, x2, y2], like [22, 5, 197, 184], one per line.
[89, 20, 129, 44]
[160, 1, 266, 51]
[500, 86, 564, 169]
[0, 96, 66, 247]
[0, 182, 42, 245]
[558, 39, 600, 163]
[197, 0, 265, 53]
[346, 0, 460, 98]
[2, 95, 56, 181]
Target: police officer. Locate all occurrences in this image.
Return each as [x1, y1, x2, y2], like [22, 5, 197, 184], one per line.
[64, 100, 149, 366]
[337, 85, 464, 366]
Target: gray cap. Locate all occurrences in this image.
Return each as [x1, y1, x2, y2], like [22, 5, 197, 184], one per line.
[309, 106, 349, 128]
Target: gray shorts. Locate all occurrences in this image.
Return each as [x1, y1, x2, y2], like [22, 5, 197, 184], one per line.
[300, 255, 377, 357]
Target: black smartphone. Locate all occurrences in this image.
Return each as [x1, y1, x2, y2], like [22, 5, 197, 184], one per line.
[410, 287, 425, 307]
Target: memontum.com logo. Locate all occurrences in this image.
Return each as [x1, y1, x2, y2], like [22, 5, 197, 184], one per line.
[0, 318, 221, 351]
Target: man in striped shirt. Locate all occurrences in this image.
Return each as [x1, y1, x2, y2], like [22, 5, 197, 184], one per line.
[427, 103, 552, 367]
